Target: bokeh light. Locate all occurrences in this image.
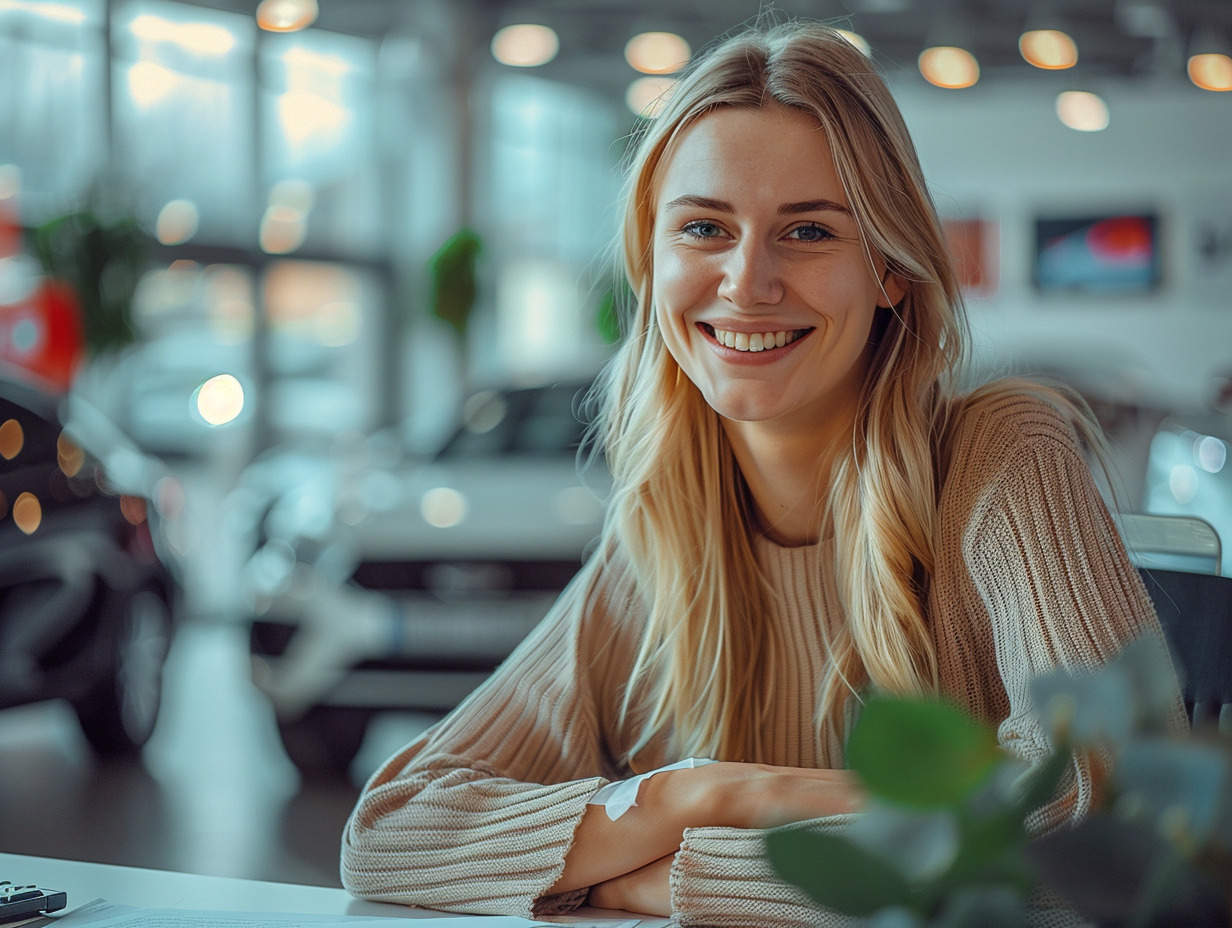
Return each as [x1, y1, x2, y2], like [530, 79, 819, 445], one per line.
[56, 432, 85, 477]
[918, 46, 980, 89]
[626, 76, 676, 117]
[1056, 90, 1109, 131]
[13, 492, 41, 534]
[491, 24, 559, 68]
[256, 0, 318, 33]
[0, 419, 24, 460]
[624, 31, 690, 74]
[1188, 53, 1232, 91]
[836, 30, 871, 57]
[195, 373, 245, 426]
[1020, 30, 1078, 69]
[421, 487, 468, 528]
[156, 199, 200, 245]
[1169, 464, 1198, 504]
[1195, 435, 1227, 473]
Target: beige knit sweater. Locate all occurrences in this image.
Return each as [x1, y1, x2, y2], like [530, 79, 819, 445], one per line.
[340, 392, 1182, 926]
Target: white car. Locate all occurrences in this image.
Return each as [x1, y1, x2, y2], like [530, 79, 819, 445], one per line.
[242, 381, 609, 775]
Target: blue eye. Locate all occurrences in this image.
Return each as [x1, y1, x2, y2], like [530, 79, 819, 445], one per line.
[789, 223, 833, 242]
[683, 220, 723, 239]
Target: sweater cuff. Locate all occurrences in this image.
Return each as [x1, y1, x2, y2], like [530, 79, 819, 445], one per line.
[669, 818, 860, 928]
[343, 773, 608, 917]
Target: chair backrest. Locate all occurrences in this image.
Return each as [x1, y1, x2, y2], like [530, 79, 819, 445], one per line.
[1138, 568, 1232, 734]
[1118, 513, 1222, 576]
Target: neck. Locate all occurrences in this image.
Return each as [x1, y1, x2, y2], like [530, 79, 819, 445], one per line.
[723, 403, 857, 547]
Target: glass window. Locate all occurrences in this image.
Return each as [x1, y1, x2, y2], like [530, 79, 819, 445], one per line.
[0, 0, 106, 217]
[483, 75, 621, 382]
[111, 0, 255, 243]
[260, 30, 380, 257]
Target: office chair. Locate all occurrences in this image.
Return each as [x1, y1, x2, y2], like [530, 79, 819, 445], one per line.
[1116, 513, 1229, 732]
[1138, 568, 1232, 734]
[1117, 512, 1222, 576]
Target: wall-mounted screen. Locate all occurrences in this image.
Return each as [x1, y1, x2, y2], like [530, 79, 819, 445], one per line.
[1033, 213, 1160, 294]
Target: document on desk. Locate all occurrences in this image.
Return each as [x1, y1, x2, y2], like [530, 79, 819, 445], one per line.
[50, 899, 640, 928]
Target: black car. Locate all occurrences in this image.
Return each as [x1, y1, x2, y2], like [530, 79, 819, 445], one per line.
[0, 375, 180, 755]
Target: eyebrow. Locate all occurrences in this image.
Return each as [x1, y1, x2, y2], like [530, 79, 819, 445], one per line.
[662, 194, 851, 216]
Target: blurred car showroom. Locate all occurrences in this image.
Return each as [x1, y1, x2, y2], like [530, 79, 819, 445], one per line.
[1, 0, 1231, 893]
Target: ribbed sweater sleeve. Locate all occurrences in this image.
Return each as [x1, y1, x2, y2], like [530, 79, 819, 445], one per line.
[938, 393, 1187, 832]
[340, 548, 629, 916]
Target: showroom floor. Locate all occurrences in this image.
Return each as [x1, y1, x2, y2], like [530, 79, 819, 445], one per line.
[0, 620, 440, 887]
[0, 462, 442, 888]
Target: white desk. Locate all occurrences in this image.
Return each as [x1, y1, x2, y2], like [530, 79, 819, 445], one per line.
[0, 854, 665, 925]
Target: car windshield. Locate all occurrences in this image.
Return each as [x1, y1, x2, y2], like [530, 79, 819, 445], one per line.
[438, 383, 590, 459]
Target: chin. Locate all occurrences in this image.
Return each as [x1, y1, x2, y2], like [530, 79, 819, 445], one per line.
[696, 383, 785, 423]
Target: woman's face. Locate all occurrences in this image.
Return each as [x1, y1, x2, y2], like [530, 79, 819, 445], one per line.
[652, 104, 902, 439]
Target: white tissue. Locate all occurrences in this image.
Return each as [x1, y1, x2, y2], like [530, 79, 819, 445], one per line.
[588, 757, 717, 821]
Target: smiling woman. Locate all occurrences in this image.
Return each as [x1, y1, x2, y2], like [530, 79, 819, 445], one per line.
[340, 20, 1185, 927]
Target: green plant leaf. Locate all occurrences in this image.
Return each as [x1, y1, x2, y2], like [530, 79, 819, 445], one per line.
[937, 806, 1032, 898]
[846, 804, 961, 883]
[428, 228, 482, 337]
[764, 826, 916, 916]
[847, 697, 1001, 807]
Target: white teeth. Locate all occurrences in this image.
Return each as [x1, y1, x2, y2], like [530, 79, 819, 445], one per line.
[712, 327, 801, 352]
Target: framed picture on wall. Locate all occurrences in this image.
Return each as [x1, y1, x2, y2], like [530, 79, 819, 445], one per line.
[1032, 212, 1161, 294]
[942, 217, 998, 297]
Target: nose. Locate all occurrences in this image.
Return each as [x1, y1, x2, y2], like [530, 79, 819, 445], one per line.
[717, 237, 783, 307]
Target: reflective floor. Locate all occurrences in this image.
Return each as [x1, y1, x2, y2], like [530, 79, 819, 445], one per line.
[0, 458, 442, 887]
[0, 620, 440, 886]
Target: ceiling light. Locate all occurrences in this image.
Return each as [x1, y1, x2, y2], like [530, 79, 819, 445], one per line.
[1056, 90, 1109, 131]
[256, 0, 318, 33]
[1020, 29, 1078, 69]
[1188, 53, 1232, 91]
[626, 76, 675, 117]
[918, 46, 980, 88]
[491, 24, 559, 68]
[625, 31, 690, 74]
[1187, 26, 1232, 91]
[836, 29, 872, 57]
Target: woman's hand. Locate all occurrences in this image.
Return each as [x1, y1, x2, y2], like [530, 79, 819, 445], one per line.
[589, 853, 674, 916]
[552, 760, 864, 895]
[684, 761, 866, 829]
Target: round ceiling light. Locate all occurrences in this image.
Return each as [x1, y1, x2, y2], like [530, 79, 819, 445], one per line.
[1019, 29, 1078, 69]
[1188, 52, 1232, 91]
[624, 31, 690, 74]
[256, 0, 318, 33]
[918, 46, 980, 88]
[491, 23, 559, 67]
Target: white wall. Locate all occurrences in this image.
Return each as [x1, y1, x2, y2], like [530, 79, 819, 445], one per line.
[891, 76, 1232, 415]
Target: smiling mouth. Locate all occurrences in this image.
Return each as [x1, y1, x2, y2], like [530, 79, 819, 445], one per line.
[699, 323, 814, 352]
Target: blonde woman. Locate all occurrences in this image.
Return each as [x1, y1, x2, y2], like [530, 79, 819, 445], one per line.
[341, 21, 1182, 925]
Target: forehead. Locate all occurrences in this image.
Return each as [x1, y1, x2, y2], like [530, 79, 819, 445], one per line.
[656, 104, 845, 205]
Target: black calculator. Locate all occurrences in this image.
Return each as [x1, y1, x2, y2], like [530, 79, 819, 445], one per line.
[0, 884, 67, 924]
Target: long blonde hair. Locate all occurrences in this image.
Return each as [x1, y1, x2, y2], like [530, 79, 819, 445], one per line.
[594, 21, 968, 763]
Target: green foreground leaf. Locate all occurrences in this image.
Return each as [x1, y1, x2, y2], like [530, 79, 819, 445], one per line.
[765, 826, 916, 917]
[848, 698, 1002, 807]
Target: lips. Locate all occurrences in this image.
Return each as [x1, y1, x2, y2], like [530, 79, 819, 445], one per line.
[699, 322, 814, 353]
